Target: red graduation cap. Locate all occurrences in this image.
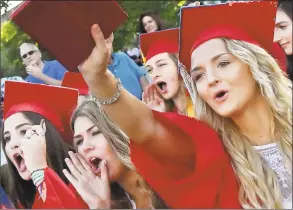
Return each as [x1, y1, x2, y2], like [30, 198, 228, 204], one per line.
[4, 81, 78, 143]
[61, 72, 89, 96]
[179, 1, 278, 70]
[140, 28, 179, 61]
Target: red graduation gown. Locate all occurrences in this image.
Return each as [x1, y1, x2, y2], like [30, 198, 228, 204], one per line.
[32, 167, 88, 209]
[130, 111, 241, 208]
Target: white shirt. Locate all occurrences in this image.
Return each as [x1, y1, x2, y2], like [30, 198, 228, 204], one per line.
[254, 143, 292, 209]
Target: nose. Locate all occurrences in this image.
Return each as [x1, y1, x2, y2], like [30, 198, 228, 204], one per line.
[10, 138, 20, 150]
[206, 68, 220, 87]
[273, 29, 281, 43]
[81, 140, 95, 154]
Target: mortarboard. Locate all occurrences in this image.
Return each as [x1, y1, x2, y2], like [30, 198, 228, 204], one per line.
[61, 72, 89, 96]
[10, 0, 128, 71]
[140, 28, 179, 62]
[4, 81, 78, 143]
[179, 1, 278, 70]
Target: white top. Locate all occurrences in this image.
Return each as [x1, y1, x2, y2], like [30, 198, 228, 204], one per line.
[254, 143, 292, 209]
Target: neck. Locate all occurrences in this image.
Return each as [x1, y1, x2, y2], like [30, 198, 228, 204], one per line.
[117, 169, 149, 207]
[231, 93, 274, 146]
[172, 87, 187, 114]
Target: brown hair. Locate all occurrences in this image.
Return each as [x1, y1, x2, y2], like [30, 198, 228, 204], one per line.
[1, 111, 72, 208]
[138, 11, 164, 34]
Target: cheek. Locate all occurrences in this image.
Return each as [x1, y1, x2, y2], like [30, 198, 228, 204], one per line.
[196, 84, 210, 102]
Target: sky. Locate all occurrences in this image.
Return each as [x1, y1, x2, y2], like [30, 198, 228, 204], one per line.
[1, 1, 24, 15]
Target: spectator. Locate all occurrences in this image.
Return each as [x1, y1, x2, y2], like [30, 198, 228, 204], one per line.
[274, 0, 292, 80]
[125, 47, 143, 66]
[108, 36, 149, 100]
[138, 11, 164, 34]
[20, 43, 67, 86]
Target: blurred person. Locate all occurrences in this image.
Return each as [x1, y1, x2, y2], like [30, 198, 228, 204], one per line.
[20, 43, 67, 86]
[138, 11, 164, 34]
[274, 0, 292, 80]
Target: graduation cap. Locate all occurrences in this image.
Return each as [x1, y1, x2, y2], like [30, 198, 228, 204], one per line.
[179, 1, 278, 70]
[61, 72, 89, 96]
[10, 0, 128, 71]
[4, 81, 78, 143]
[140, 28, 179, 62]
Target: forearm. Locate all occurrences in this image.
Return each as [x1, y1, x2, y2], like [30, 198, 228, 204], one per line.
[39, 73, 62, 86]
[86, 70, 155, 143]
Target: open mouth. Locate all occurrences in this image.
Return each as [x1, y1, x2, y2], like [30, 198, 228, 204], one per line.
[214, 91, 228, 102]
[89, 157, 102, 174]
[156, 81, 167, 93]
[13, 154, 26, 172]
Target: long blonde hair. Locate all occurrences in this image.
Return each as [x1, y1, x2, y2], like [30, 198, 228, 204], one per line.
[181, 38, 292, 209]
[70, 101, 167, 209]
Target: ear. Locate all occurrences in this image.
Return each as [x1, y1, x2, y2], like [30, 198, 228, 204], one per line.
[40, 119, 46, 133]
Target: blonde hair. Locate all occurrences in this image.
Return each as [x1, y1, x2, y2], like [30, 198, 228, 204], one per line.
[181, 39, 292, 209]
[70, 100, 167, 209]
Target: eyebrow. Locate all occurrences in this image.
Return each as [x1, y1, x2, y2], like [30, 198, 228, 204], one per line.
[276, 21, 288, 26]
[155, 59, 167, 65]
[73, 125, 97, 139]
[3, 123, 32, 136]
[191, 53, 229, 72]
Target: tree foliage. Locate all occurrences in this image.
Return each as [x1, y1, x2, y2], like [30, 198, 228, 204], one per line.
[0, 0, 10, 14]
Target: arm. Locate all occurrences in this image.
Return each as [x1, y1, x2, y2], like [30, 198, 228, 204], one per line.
[80, 25, 194, 176]
[33, 167, 89, 209]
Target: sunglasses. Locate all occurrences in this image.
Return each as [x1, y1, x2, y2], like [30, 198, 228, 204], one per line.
[22, 50, 35, 59]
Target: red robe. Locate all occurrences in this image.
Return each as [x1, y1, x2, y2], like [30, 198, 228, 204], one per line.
[130, 111, 241, 208]
[32, 168, 88, 209]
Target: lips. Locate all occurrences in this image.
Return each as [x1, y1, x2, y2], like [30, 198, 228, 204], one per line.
[213, 90, 229, 103]
[155, 81, 168, 94]
[87, 157, 102, 174]
[13, 153, 26, 173]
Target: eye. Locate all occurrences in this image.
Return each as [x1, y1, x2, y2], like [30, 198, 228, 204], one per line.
[217, 61, 230, 68]
[75, 139, 83, 147]
[3, 136, 11, 143]
[92, 131, 101, 136]
[20, 129, 27, 136]
[146, 66, 153, 74]
[279, 25, 287, 30]
[158, 63, 167, 67]
[193, 73, 205, 82]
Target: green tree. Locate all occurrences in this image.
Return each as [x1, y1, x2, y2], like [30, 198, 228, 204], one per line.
[0, 0, 10, 14]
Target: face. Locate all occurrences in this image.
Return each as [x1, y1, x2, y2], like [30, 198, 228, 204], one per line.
[190, 38, 259, 117]
[274, 9, 292, 55]
[21, 50, 42, 66]
[146, 53, 180, 100]
[142, 16, 158, 33]
[73, 116, 126, 182]
[3, 113, 33, 180]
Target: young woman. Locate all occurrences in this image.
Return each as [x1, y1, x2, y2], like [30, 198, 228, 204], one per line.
[1, 81, 88, 208]
[69, 7, 243, 210]
[137, 11, 164, 34]
[63, 100, 168, 208]
[274, 0, 292, 80]
[140, 28, 195, 117]
[178, 1, 292, 209]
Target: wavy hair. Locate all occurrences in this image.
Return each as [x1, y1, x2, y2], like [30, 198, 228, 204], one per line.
[70, 100, 167, 209]
[181, 38, 292, 208]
